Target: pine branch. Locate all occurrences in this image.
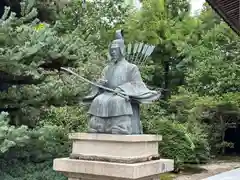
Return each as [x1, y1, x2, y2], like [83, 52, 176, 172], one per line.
[0, 71, 44, 84]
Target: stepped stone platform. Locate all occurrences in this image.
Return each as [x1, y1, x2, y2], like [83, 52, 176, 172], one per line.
[53, 133, 174, 180]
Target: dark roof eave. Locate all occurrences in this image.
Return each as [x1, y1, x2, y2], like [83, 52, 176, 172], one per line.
[206, 0, 240, 36]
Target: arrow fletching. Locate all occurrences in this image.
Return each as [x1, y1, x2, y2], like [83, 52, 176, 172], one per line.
[126, 42, 155, 66]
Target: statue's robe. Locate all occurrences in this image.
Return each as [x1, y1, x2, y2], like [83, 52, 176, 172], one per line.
[83, 59, 160, 134]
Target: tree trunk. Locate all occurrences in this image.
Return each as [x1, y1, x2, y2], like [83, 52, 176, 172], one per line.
[163, 60, 170, 100]
[220, 114, 225, 155]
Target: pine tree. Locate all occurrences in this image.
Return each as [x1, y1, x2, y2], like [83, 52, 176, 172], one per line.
[58, 0, 130, 50]
[124, 0, 199, 100]
[0, 0, 103, 126]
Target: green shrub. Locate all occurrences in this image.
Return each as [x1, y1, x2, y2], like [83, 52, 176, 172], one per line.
[40, 105, 88, 132]
[168, 89, 240, 154]
[0, 111, 70, 160]
[0, 112, 30, 154]
[0, 111, 69, 179]
[0, 160, 66, 180]
[141, 103, 210, 169]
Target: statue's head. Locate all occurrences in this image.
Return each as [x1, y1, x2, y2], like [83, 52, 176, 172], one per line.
[108, 29, 125, 63]
[109, 39, 125, 63]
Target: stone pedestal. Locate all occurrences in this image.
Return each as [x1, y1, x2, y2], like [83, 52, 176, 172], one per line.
[53, 133, 174, 180]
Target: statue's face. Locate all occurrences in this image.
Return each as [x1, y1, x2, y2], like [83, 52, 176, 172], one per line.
[110, 43, 121, 63]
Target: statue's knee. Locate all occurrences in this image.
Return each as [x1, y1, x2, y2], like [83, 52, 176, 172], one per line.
[88, 116, 105, 133]
[111, 126, 131, 134]
[88, 128, 97, 133]
[111, 121, 132, 134]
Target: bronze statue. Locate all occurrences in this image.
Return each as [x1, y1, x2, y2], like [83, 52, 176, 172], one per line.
[82, 30, 160, 134]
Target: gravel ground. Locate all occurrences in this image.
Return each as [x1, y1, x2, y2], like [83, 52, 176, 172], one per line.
[175, 161, 240, 180]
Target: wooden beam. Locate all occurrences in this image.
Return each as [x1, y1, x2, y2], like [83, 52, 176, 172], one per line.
[206, 0, 240, 35]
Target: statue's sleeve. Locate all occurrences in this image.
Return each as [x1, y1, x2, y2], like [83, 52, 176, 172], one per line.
[118, 65, 160, 103]
[130, 65, 144, 82]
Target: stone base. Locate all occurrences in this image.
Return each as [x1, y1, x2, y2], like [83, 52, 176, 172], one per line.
[53, 133, 174, 180]
[53, 158, 174, 180]
[68, 176, 159, 180]
[69, 133, 162, 163]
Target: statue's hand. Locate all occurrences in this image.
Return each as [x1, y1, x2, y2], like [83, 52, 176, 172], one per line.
[114, 88, 122, 94]
[114, 88, 130, 101]
[98, 79, 108, 86]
